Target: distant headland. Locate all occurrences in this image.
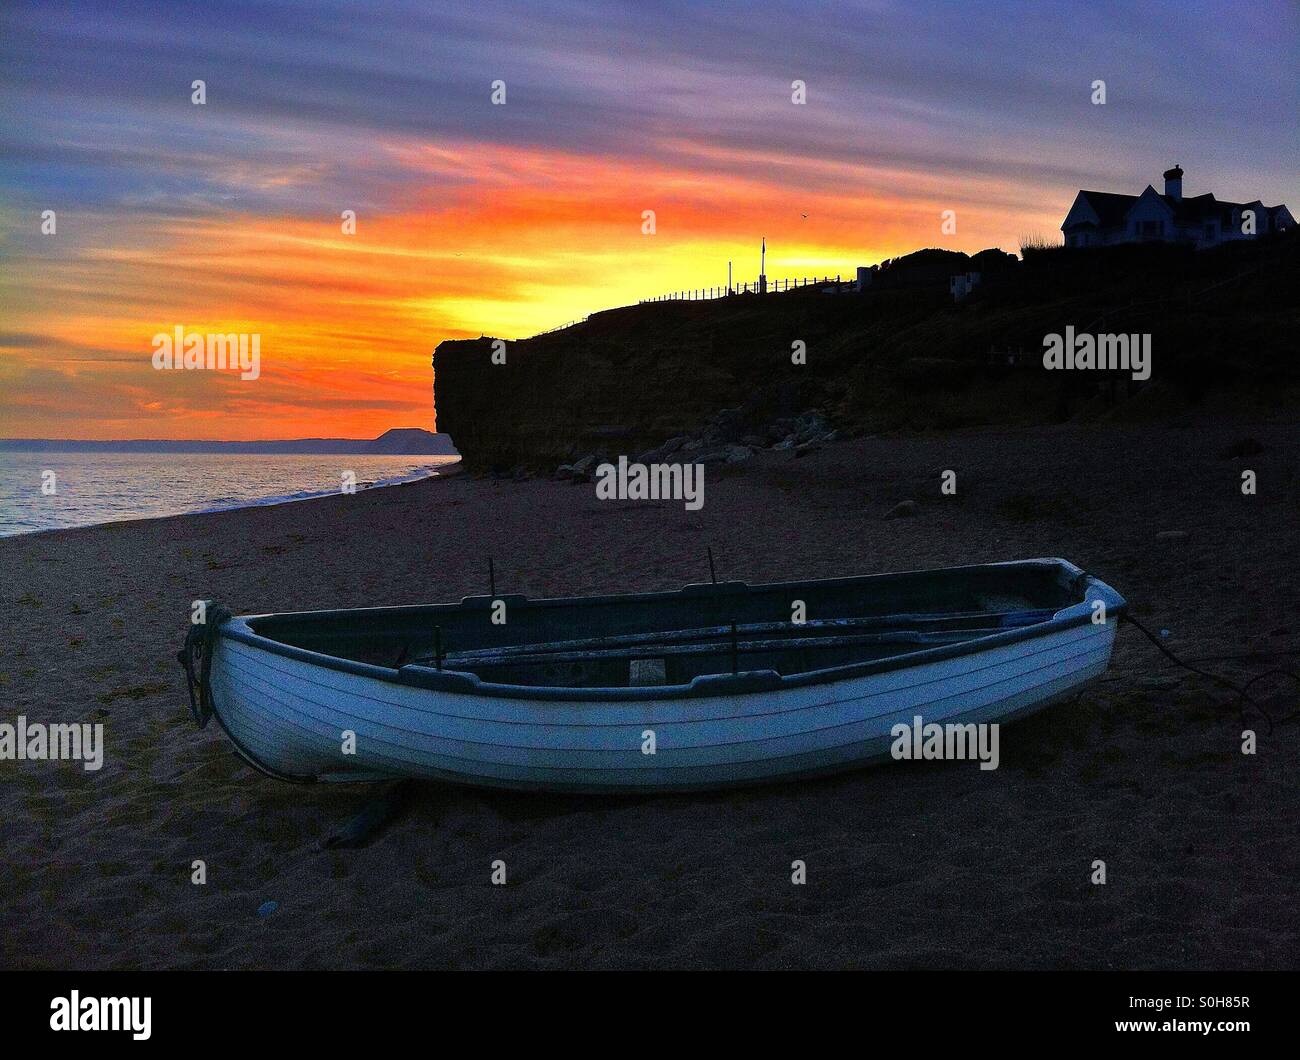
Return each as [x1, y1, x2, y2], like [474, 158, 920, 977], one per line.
[0, 427, 458, 456]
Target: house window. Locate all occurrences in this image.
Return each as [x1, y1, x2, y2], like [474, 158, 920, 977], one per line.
[1138, 220, 1164, 239]
[1203, 222, 1217, 241]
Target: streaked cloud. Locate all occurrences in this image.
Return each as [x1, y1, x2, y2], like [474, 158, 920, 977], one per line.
[1, 0, 1295, 438]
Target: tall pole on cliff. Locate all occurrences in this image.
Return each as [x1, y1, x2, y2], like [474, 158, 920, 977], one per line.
[759, 236, 767, 294]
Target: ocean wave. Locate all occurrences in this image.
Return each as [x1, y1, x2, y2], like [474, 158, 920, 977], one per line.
[0, 456, 457, 537]
[187, 464, 445, 514]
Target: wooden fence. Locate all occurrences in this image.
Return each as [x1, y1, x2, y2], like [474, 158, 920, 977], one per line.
[640, 276, 854, 303]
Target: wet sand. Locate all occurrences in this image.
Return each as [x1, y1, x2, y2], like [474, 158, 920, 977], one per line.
[2, 423, 1298, 969]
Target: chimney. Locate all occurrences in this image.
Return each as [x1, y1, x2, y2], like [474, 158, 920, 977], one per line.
[1163, 164, 1183, 201]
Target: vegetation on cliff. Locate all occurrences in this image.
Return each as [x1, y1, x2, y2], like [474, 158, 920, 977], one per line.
[434, 235, 1298, 470]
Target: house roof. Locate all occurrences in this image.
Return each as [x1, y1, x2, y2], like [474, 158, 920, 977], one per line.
[1072, 189, 1266, 229]
[1067, 175, 1292, 234]
[1159, 192, 1223, 222]
[1074, 190, 1137, 227]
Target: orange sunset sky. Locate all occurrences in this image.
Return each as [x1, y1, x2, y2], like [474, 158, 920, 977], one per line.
[2, 1, 1296, 440]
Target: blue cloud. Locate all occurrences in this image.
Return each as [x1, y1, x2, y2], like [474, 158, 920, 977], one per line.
[1, 0, 1296, 218]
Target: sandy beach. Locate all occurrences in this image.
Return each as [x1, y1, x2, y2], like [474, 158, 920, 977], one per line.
[2, 422, 1297, 970]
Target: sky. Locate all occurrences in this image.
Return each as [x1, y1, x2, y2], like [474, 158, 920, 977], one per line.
[1, 0, 1296, 440]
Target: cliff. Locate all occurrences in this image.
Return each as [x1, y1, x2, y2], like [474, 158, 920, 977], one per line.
[434, 293, 874, 470]
[434, 237, 1299, 470]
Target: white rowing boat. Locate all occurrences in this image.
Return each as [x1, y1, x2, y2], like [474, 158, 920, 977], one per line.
[179, 558, 1124, 791]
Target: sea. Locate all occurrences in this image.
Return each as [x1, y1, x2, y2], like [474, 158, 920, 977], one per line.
[0, 452, 460, 537]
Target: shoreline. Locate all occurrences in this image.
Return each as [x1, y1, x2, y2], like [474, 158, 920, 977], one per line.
[2, 421, 1297, 970]
[1, 415, 1281, 543]
[0, 457, 461, 541]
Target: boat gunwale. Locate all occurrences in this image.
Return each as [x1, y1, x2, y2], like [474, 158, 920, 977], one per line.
[215, 558, 1126, 703]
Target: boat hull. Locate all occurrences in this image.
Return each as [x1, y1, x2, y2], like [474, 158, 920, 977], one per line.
[208, 610, 1118, 792]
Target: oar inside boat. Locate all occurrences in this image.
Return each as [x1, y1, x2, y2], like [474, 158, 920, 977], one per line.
[422, 608, 1058, 688]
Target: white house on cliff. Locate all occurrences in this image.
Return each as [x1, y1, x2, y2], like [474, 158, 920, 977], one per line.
[1061, 166, 1292, 249]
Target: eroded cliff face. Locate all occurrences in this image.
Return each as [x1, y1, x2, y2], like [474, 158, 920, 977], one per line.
[433, 237, 1300, 470]
[433, 296, 870, 470]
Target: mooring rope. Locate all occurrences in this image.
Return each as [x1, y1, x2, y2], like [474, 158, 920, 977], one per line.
[1121, 612, 1300, 734]
[177, 600, 319, 783]
[177, 600, 232, 730]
